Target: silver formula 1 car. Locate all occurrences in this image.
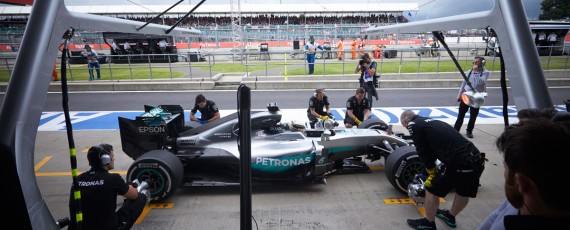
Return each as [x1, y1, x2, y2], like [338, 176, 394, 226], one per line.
[118, 104, 423, 202]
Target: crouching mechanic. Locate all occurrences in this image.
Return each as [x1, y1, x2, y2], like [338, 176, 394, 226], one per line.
[69, 144, 149, 230]
[190, 94, 221, 125]
[400, 110, 485, 230]
[344, 87, 371, 128]
[307, 88, 331, 128]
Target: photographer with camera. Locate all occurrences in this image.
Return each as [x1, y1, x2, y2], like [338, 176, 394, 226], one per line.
[81, 45, 101, 81]
[69, 144, 150, 230]
[355, 53, 379, 107]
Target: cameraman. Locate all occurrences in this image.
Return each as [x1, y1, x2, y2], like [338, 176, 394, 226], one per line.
[354, 53, 378, 107]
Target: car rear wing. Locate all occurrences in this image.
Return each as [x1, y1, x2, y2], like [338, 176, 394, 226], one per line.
[119, 105, 185, 159]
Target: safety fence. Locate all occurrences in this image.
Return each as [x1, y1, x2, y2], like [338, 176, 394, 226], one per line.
[0, 45, 568, 82]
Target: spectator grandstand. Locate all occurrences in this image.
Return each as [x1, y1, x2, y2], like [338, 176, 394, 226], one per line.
[0, 3, 413, 50]
[3, 2, 564, 55]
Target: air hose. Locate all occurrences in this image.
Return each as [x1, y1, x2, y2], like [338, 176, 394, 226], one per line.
[60, 28, 83, 230]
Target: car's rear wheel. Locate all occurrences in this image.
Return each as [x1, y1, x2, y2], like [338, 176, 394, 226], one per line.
[384, 146, 423, 193]
[127, 150, 183, 202]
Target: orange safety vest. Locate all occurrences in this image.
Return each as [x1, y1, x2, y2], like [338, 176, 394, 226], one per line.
[52, 64, 58, 81]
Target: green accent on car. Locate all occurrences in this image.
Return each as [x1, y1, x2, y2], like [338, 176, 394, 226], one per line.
[327, 146, 358, 156]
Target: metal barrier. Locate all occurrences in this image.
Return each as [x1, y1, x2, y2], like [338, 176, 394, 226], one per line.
[0, 45, 568, 81]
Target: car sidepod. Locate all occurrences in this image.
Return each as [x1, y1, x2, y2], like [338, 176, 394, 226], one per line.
[250, 138, 317, 181]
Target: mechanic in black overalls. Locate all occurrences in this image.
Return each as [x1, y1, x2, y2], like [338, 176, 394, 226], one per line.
[400, 110, 485, 230]
[69, 144, 149, 230]
[343, 87, 371, 128]
[190, 94, 220, 125]
[307, 88, 331, 128]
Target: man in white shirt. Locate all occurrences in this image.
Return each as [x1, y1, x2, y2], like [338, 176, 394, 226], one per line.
[547, 32, 557, 46]
[159, 39, 167, 53]
[304, 36, 323, 74]
[123, 41, 132, 53]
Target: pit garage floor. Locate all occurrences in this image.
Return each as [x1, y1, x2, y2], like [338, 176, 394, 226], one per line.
[35, 124, 507, 230]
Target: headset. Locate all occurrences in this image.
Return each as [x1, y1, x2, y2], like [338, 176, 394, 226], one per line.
[92, 145, 111, 166]
[474, 56, 486, 68]
[315, 88, 325, 97]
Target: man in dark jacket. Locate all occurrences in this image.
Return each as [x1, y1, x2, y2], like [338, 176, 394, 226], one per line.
[400, 110, 485, 230]
[69, 144, 149, 230]
[344, 87, 371, 128]
[190, 94, 221, 125]
[307, 88, 330, 128]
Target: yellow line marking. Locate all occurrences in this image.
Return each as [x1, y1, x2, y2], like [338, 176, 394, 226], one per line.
[149, 203, 175, 208]
[384, 198, 416, 204]
[412, 200, 427, 217]
[384, 197, 446, 217]
[35, 155, 52, 172]
[399, 198, 414, 204]
[369, 165, 384, 171]
[135, 206, 153, 224]
[35, 171, 128, 177]
[135, 203, 174, 224]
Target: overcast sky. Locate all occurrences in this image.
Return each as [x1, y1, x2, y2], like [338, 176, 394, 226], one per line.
[61, 0, 544, 20]
[1, 0, 543, 20]
[63, 0, 430, 5]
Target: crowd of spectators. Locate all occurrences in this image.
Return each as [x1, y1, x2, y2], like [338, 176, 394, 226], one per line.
[119, 13, 407, 27]
[1, 13, 406, 30]
[0, 17, 27, 28]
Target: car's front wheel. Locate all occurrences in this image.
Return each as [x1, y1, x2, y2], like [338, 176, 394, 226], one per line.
[384, 146, 423, 193]
[127, 150, 184, 202]
[359, 117, 389, 131]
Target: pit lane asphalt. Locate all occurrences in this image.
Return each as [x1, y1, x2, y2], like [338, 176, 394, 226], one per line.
[36, 125, 508, 230]
[17, 88, 570, 229]
[3, 87, 569, 111]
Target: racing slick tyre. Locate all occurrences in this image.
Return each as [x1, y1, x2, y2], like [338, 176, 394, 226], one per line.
[358, 117, 389, 131]
[384, 146, 423, 193]
[127, 150, 184, 202]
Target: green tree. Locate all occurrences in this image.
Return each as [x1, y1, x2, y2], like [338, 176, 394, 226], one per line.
[539, 0, 570, 20]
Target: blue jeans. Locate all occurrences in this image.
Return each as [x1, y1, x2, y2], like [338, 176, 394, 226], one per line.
[88, 61, 101, 80]
[306, 54, 316, 74]
[363, 82, 376, 107]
